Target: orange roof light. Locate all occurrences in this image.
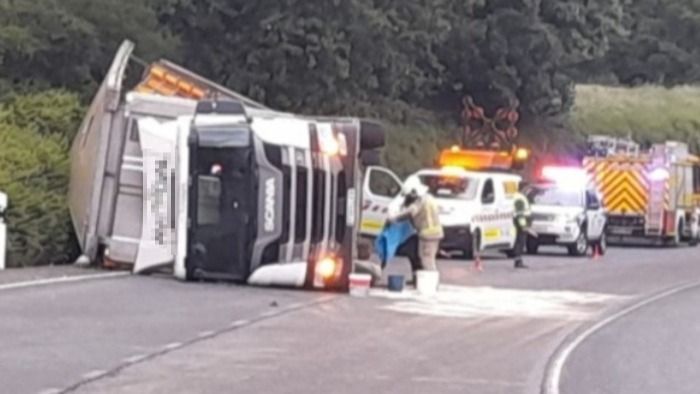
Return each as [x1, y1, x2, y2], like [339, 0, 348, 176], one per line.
[515, 148, 529, 161]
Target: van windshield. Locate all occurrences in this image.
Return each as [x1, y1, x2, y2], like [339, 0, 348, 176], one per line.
[526, 185, 582, 207]
[418, 175, 479, 200]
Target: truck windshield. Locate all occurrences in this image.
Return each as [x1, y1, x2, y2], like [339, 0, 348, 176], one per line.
[527, 186, 582, 207]
[418, 175, 479, 200]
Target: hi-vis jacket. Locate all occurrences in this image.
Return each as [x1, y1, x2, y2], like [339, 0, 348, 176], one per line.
[513, 192, 531, 228]
[391, 194, 444, 240]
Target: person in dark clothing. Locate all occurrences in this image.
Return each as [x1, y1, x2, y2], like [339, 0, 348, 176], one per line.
[513, 191, 531, 269]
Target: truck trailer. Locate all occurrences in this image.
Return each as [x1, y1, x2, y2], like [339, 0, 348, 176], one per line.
[583, 136, 700, 245]
[68, 40, 385, 290]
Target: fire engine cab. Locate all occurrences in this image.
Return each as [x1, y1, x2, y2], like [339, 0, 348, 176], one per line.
[361, 146, 528, 258]
[583, 136, 700, 246]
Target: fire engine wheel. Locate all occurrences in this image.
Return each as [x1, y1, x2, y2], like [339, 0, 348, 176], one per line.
[568, 229, 588, 257]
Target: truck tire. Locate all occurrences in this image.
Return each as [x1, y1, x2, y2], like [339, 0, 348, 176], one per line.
[360, 149, 382, 167]
[568, 226, 588, 257]
[360, 120, 386, 150]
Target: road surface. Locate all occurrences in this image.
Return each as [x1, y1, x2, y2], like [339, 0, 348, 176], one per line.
[0, 246, 698, 394]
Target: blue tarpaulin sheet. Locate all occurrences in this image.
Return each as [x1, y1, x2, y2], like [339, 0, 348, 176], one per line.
[375, 220, 416, 267]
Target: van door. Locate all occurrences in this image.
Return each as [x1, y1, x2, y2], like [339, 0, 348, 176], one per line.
[361, 167, 402, 237]
[586, 190, 606, 240]
[498, 179, 518, 247]
[479, 178, 500, 248]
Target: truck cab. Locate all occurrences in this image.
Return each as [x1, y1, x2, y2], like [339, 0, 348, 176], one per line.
[68, 40, 384, 291]
[523, 166, 607, 256]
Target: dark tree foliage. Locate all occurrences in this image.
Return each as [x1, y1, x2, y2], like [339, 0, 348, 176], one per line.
[0, 0, 176, 96]
[576, 0, 700, 86]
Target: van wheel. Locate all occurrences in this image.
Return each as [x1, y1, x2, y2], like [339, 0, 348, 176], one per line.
[568, 227, 588, 257]
[526, 237, 539, 255]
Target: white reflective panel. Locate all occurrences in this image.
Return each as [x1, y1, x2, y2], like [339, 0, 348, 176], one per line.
[133, 117, 178, 274]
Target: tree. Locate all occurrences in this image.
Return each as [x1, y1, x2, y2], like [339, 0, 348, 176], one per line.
[158, 0, 451, 116]
[0, 0, 176, 97]
[435, 0, 625, 123]
[577, 0, 700, 86]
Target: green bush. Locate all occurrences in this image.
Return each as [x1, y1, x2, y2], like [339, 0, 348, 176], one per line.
[0, 90, 84, 141]
[0, 90, 83, 267]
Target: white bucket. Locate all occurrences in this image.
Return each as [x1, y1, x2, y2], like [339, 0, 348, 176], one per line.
[349, 273, 372, 297]
[416, 270, 439, 296]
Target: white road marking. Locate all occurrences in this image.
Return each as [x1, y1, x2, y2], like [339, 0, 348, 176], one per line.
[0, 272, 130, 292]
[543, 279, 700, 394]
[371, 285, 624, 321]
[81, 370, 107, 380]
[37, 389, 62, 394]
[162, 342, 183, 351]
[122, 354, 147, 364]
[230, 319, 251, 328]
[197, 330, 216, 338]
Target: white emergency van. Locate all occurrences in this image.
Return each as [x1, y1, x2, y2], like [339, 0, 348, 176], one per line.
[522, 166, 607, 256]
[361, 151, 524, 258]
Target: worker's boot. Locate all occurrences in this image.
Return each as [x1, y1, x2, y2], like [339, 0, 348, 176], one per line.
[514, 259, 528, 269]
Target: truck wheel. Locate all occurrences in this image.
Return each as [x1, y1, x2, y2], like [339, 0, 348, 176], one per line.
[360, 149, 382, 166]
[526, 237, 539, 255]
[568, 228, 588, 257]
[360, 120, 386, 150]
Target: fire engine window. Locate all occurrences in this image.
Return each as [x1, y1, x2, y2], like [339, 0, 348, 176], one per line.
[369, 170, 401, 197]
[197, 175, 221, 225]
[482, 179, 495, 204]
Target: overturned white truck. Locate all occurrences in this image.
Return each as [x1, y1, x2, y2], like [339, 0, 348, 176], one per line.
[69, 41, 385, 290]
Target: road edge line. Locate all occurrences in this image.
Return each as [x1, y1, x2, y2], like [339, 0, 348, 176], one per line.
[542, 278, 700, 394]
[0, 272, 130, 291]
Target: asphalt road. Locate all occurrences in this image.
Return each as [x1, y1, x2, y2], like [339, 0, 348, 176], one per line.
[562, 284, 700, 394]
[1, 245, 699, 394]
